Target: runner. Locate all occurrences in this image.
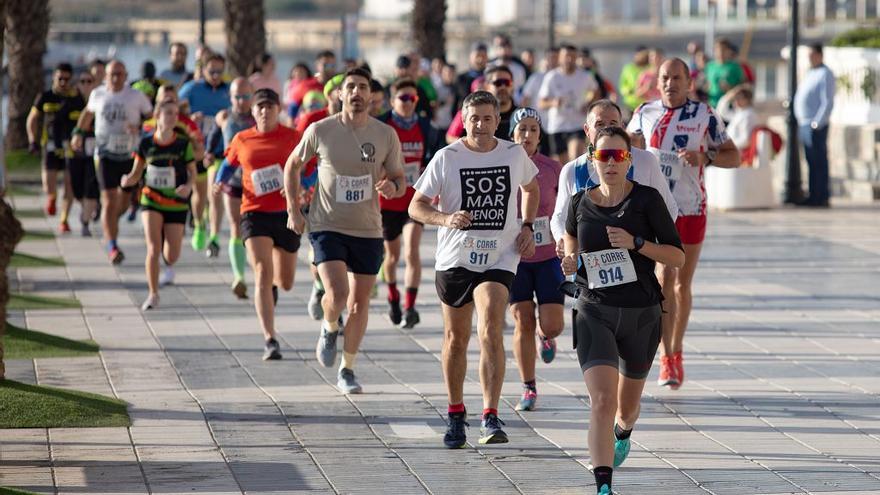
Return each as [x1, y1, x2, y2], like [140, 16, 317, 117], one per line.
[72, 60, 153, 264]
[68, 70, 101, 236]
[626, 58, 740, 389]
[446, 65, 518, 143]
[409, 91, 539, 447]
[538, 44, 597, 164]
[159, 42, 194, 89]
[121, 101, 196, 311]
[283, 67, 406, 393]
[216, 88, 301, 360]
[207, 77, 256, 299]
[27, 63, 82, 232]
[561, 126, 684, 495]
[179, 53, 230, 253]
[376, 78, 441, 328]
[506, 107, 564, 412]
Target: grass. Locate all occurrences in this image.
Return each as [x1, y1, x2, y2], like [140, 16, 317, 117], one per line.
[0, 487, 41, 495]
[8, 293, 81, 311]
[5, 150, 41, 174]
[12, 208, 45, 219]
[6, 183, 40, 196]
[0, 380, 130, 428]
[10, 252, 65, 268]
[22, 230, 55, 242]
[3, 322, 99, 359]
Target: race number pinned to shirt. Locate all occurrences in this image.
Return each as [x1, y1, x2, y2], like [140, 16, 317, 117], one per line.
[145, 165, 175, 189]
[459, 166, 511, 230]
[403, 162, 420, 188]
[649, 147, 683, 190]
[336, 174, 372, 203]
[532, 216, 552, 246]
[108, 134, 133, 154]
[458, 236, 501, 269]
[581, 248, 637, 289]
[251, 164, 283, 197]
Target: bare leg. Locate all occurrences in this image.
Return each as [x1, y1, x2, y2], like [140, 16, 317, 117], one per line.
[403, 222, 423, 290]
[341, 272, 377, 355]
[511, 301, 537, 383]
[141, 210, 164, 296]
[671, 243, 703, 354]
[246, 236, 276, 340]
[441, 302, 473, 406]
[584, 365, 619, 469]
[317, 261, 350, 326]
[473, 282, 508, 411]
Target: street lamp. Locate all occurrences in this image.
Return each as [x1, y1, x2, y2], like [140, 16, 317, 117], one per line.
[785, 0, 803, 204]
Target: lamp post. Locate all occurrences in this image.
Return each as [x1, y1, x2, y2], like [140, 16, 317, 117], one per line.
[199, 0, 206, 46]
[548, 0, 556, 50]
[785, 0, 803, 204]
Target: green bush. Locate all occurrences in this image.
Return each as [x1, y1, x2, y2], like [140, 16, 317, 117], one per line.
[831, 27, 880, 48]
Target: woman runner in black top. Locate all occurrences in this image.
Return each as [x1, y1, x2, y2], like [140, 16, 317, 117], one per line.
[561, 126, 684, 495]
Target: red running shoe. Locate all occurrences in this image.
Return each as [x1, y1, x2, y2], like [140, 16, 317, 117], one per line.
[59, 221, 71, 234]
[657, 354, 680, 388]
[46, 197, 57, 216]
[672, 351, 684, 390]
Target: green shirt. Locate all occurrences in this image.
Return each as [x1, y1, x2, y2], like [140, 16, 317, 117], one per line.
[705, 60, 744, 108]
[619, 63, 646, 111]
[136, 134, 194, 212]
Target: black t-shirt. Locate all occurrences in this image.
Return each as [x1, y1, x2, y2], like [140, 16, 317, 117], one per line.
[452, 105, 517, 141]
[33, 89, 85, 150]
[565, 181, 682, 307]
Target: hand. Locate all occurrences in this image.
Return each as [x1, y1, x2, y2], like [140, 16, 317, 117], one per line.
[212, 182, 222, 195]
[606, 226, 635, 250]
[677, 149, 707, 167]
[120, 173, 139, 189]
[556, 238, 565, 258]
[287, 208, 306, 235]
[192, 112, 204, 125]
[561, 253, 578, 276]
[175, 183, 192, 198]
[71, 135, 83, 152]
[204, 153, 215, 164]
[445, 210, 472, 230]
[28, 142, 40, 156]
[629, 132, 646, 149]
[375, 178, 397, 199]
[516, 227, 536, 258]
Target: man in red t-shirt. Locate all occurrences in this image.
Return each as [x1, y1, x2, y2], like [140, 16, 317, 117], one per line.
[220, 88, 302, 361]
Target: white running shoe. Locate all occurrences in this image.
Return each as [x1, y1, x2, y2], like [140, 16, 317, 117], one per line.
[141, 293, 159, 311]
[159, 267, 175, 287]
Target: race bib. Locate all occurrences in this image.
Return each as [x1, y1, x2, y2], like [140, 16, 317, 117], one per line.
[335, 174, 372, 203]
[84, 137, 96, 156]
[581, 248, 637, 289]
[145, 165, 175, 189]
[650, 147, 684, 188]
[532, 216, 552, 246]
[403, 162, 420, 188]
[251, 164, 283, 197]
[108, 134, 133, 154]
[458, 236, 501, 269]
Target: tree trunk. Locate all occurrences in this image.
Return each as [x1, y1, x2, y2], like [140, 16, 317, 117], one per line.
[223, 0, 266, 78]
[4, 0, 49, 151]
[412, 0, 446, 61]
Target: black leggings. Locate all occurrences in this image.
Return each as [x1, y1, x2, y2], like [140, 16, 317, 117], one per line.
[573, 301, 661, 380]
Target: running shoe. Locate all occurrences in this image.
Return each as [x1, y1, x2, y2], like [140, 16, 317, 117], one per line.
[539, 336, 557, 363]
[657, 354, 679, 388]
[672, 351, 684, 389]
[159, 267, 175, 287]
[444, 411, 469, 449]
[141, 293, 159, 311]
[400, 308, 420, 329]
[80, 222, 91, 237]
[613, 437, 631, 467]
[109, 247, 125, 265]
[232, 279, 247, 299]
[479, 413, 508, 444]
[515, 389, 537, 411]
[597, 483, 612, 495]
[307, 286, 324, 320]
[206, 239, 220, 258]
[45, 197, 56, 216]
[263, 338, 282, 360]
[387, 299, 402, 325]
[59, 221, 71, 234]
[316, 326, 339, 367]
[337, 367, 362, 394]
[190, 226, 206, 251]
[126, 205, 138, 222]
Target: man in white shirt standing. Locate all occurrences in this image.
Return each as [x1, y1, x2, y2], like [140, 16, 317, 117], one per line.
[410, 91, 539, 449]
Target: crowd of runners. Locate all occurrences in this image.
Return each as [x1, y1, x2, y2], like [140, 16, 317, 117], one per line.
[27, 34, 753, 494]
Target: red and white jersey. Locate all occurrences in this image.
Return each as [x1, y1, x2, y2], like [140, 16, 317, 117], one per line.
[627, 99, 729, 216]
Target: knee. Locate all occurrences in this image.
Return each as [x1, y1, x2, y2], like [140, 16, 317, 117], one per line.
[444, 328, 470, 354]
[347, 298, 367, 316]
[617, 401, 641, 425]
[385, 250, 400, 265]
[511, 306, 536, 331]
[589, 389, 618, 417]
[404, 248, 420, 267]
[478, 326, 503, 351]
[253, 263, 273, 285]
[325, 286, 349, 307]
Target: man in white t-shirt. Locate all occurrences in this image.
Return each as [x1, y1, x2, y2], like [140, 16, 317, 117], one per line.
[538, 44, 598, 165]
[72, 60, 152, 265]
[410, 91, 539, 449]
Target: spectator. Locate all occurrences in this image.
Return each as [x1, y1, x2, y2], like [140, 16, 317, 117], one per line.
[794, 43, 835, 207]
[705, 38, 745, 108]
[619, 46, 650, 112]
[715, 85, 757, 149]
[635, 48, 665, 102]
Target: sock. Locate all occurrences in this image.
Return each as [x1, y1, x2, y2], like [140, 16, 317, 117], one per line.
[323, 318, 340, 333]
[523, 380, 537, 393]
[229, 238, 246, 281]
[614, 423, 632, 440]
[209, 233, 219, 244]
[387, 282, 399, 302]
[448, 403, 465, 415]
[404, 287, 418, 310]
[482, 408, 498, 419]
[593, 466, 613, 492]
[340, 351, 357, 370]
[108, 239, 118, 251]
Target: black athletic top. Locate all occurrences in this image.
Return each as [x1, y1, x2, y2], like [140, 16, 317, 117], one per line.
[566, 181, 682, 307]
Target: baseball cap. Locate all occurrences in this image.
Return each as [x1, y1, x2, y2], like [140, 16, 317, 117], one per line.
[323, 73, 345, 98]
[253, 88, 280, 106]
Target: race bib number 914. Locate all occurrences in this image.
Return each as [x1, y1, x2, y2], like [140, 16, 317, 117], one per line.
[581, 248, 637, 289]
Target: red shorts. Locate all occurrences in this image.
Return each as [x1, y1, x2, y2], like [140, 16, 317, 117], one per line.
[675, 214, 707, 244]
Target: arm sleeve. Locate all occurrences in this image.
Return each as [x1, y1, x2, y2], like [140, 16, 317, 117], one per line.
[86, 90, 99, 113]
[520, 150, 538, 186]
[413, 151, 443, 199]
[292, 124, 319, 164]
[215, 158, 235, 184]
[551, 162, 576, 240]
[32, 93, 45, 112]
[644, 188, 682, 250]
[565, 191, 583, 237]
[224, 135, 241, 167]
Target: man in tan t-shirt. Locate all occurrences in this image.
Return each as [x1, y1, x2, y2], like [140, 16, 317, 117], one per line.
[284, 67, 405, 394]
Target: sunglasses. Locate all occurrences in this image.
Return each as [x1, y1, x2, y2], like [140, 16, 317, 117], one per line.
[592, 149, 631, 163]
[233, 94, 252, 100]
[396, 94, 419, 103]
[208, 70, 224, 76]
[490, 78, 512, 88]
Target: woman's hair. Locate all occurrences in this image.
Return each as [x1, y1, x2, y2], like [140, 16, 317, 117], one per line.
[594, 126, 632, 151]
[249, 53, 274, 76]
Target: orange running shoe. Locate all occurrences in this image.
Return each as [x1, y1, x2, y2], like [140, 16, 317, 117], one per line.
[46, 196, 57, 216]
[672, 351, 684, 390]
[657, 354, 680, 388]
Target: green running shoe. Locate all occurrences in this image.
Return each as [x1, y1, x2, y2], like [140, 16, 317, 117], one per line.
[613, 437, 630, 467]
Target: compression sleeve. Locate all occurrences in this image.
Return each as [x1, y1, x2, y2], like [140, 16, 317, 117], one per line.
[214, 159, 235, 184]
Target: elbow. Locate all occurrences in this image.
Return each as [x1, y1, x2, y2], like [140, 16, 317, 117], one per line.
[407, 202, 420, 221]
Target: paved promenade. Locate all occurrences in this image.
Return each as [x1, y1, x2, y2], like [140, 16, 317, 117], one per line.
[2, 192, 880, 495]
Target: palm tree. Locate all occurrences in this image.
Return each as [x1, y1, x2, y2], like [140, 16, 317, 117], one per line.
[223, 0, 266, 78]
[4, 0, 49, 151]
[412, 0, 446, 60]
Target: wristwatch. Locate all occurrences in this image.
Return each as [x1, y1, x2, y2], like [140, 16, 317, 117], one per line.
[522, 221, 534, 232]
[633, 236, 645, 252]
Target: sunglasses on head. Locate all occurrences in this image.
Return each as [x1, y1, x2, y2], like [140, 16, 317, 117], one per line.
[233, 94, 252, 100]
[592, 149, 631, 163]
[396, 94, 419, 103]
[490, 78, 512, 88]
